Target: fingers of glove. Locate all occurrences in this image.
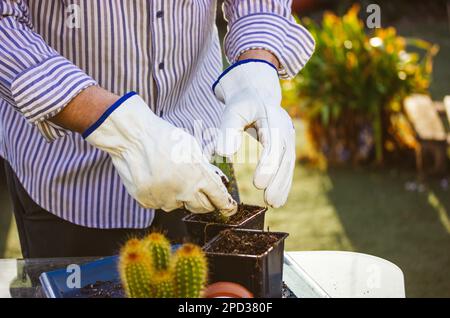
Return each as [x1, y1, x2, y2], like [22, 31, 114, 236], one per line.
[264, 143, 295, 208]
[253, 119, 284, 190]
[264, 110, 296, 208]
[215, 102, 252, 158]
[183, 191, 216, 214]
[201, 165, 238, 216]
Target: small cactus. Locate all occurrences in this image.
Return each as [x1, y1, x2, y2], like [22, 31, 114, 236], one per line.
[211, 155, 240, 223]
[143, 232, 171, 272]
[119, 234, 208, 298]
[173, 243, 208, 298]
[211, 155, 235, 194]
[118, 238, 154, 298]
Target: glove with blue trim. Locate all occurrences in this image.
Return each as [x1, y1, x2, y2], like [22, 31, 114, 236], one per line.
[83, 92, 238, 216]
[213, 59, 296, 208]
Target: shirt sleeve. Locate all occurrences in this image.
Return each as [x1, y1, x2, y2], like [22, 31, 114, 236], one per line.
[0, 0, 97, 141]
[222, 0, 315, 79]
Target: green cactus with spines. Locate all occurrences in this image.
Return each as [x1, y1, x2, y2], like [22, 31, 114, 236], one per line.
[149, 270, 175, 298]
[119, 234, 209, 298]
[118, 238, 154, 298]
[143, 232, 171, 272]
[173, 243, 208, 298]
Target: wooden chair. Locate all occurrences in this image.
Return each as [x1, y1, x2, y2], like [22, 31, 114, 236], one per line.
[444, 96, 450, 132]
[404, 94, 448, 177]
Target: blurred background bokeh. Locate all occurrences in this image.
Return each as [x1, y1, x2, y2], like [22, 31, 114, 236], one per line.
[0, 0, 449, 297]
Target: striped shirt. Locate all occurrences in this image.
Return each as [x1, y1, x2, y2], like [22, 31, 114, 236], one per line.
[0, 0, 314, 228]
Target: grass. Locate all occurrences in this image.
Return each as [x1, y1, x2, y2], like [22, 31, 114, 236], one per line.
[239, 165, 450, 298]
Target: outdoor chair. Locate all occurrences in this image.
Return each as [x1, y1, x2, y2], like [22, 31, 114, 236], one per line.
[444, 96, 450, 134]
[404, 94, 448, 177]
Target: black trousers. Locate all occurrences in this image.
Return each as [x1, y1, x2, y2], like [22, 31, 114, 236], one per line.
[3, 162, 188, 258]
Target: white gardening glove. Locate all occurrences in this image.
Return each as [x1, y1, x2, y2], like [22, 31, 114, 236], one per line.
[213, 60, 295, 208]
[83, 92, 237, 216]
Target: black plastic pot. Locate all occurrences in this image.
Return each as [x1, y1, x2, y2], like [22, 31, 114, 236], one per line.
[203, 229, 289, 298]
[182, 205, 267, 245]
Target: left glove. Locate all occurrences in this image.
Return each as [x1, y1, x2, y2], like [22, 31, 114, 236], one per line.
[83, 92, 237, 216]
[213, 60, 296, 208]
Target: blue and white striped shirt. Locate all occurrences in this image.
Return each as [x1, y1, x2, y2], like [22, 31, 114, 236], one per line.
[0, 0, 314, 228]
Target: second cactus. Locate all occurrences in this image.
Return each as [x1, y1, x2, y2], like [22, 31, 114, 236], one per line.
[173, 244, 208, 298]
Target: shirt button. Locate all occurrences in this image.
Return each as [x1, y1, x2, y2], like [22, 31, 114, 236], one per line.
[156, 11, 164, 18]
[158, 62, 164, 70]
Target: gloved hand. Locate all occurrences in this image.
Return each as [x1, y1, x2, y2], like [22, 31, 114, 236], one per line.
[213, 60, 295, 208]
[83, 92, 237, 216]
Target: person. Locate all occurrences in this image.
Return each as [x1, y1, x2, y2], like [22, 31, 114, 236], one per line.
[0, 0, 314, 258]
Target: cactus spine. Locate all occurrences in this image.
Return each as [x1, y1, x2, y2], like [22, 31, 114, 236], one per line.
[173, 244, 208, 298]
[149, 270, 175, 298]
[143, 232, 171, 272]
[118, 238, 154, 298]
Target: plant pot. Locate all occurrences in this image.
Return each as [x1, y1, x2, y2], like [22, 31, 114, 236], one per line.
[182, 205, 267, 245]
[203, 229, 288, 298]
[203, 282, 253, 298]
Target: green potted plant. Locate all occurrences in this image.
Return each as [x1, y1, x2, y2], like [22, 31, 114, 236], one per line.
[282, 4, 438, 165]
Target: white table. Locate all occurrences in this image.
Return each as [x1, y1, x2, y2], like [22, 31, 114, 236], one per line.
[284, 251, 405, 298]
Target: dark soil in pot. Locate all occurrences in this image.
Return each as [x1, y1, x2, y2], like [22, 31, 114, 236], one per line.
[182, 204, 267, 245]
[204, 229, 289, 298]
[206, 229, 281, 255]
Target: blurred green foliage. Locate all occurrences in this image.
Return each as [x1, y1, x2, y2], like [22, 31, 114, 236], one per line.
[283, 5, 439, 164]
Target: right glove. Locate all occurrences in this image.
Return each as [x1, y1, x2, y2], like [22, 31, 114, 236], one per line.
[213, 60, 296, 208]
[83, 92, 238, 216]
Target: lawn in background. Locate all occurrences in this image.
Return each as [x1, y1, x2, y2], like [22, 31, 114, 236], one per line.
[237, 162, 450, 298]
